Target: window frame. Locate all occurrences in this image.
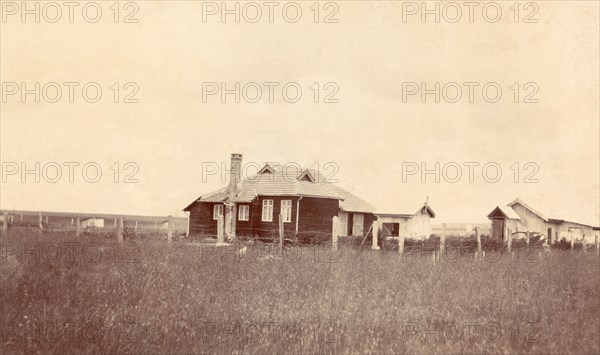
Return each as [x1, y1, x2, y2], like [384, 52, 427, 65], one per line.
[262, 199, 274, 222]
[238, 205, 249, 221]
[281, 200, 292, 223]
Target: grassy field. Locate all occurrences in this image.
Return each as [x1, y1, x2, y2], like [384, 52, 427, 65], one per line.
[1, 229, 599, 354]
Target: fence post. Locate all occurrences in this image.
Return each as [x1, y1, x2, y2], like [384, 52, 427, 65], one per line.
[135, 220, 138, 232]
[2, 212, 7, 235]
[332, 216, 338, 252]
[526, 231, 530, 249]
[20, 213, 23, 222]
[217, 215, 224, 244]
[167, 215, 173, 243]
[116, 218, 123, 243]
[279, 214, 284, 256]
[476, 227, 481, 258]
[76, 215, 81, 237]
[114, 218, 117, 227]
[440, 223, 446, 256]
[371, 221, 380, 250]
[507, 228, 512, 253]
[45, 215, 48, 224]
[38, 211, 43, 232]
[570, 230, 574, 251]
[596, 234, 599, 254]
[398, 234, 405, 255]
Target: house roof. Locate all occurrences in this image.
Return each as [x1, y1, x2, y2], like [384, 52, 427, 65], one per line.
[184, 165, 376, 213]
[488, 197, 599, 228]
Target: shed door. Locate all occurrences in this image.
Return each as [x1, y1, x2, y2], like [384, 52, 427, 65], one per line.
[338, 212, 348, 236]
[352, 213, 364, 236]
[491, 219, 504, 240]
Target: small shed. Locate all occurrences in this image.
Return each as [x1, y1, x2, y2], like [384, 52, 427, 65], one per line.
[375, 201, 436, 239]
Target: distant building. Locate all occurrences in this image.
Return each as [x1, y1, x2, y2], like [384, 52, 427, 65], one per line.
[487, 198, 598, 243]
[80, 217, 104, 228]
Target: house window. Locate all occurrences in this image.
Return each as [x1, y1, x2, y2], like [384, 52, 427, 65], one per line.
[213, 204, 223, 220]
[281, 200, 292, 223]
[238, 205, 249, 221]
[262, 200, 273, 222]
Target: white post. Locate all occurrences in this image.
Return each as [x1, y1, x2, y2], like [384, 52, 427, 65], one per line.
[332, 216, 339, 252]
[279, 214, 284, 256]
[440, 223, 446, 256]
[38, 211, 43, 231]
[371, 221, 380, 250]
[76, 215, 81, 237]
[507, 228, 512, 252]
[217, 215, 224, 244]
[570, 230, 574, 251]
[595, 234, 599, 254]
[398, 234, 405, 255]
[2, 212, 7, 235]
[526, 231, 530, 248]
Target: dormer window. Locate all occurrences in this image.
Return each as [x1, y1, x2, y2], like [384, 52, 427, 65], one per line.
[297, 169, 316, 182]
[258, 164, 274, 174]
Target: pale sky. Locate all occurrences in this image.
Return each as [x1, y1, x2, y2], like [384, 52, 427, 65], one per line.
[1, 1, 598, 224]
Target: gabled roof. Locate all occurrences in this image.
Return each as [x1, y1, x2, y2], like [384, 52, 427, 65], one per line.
[184, 164, 376, 213]
[487, 205, 521, 220]
[507, 198, 547, 221]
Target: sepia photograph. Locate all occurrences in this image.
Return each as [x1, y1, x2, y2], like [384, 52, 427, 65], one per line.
[1, 1, 599, 354]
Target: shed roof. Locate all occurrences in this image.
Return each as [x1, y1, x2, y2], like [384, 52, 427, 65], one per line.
[487, 205, 521, 220]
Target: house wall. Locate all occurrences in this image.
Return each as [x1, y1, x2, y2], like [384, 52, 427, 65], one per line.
[377, 213, 432, 239]
[510, 203, 548, 235]
[554, 222, 597, 244]
[249, 196, 299, 238]
[188, 202, 217, 237]
[297, 197, 339, 240]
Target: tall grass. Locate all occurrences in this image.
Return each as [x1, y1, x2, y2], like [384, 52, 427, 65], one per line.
[1, 229, 598, 354]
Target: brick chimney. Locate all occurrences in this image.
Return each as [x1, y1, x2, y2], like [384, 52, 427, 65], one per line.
[227, 153, 243, 196]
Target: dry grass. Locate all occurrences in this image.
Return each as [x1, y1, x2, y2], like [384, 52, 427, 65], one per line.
[1, 229, 599, 354]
